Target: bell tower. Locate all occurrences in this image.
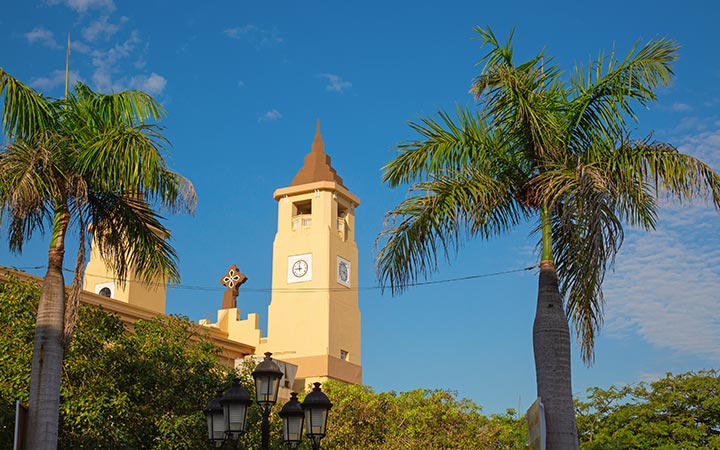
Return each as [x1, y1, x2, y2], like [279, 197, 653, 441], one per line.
[83, 244, 167, 314]
[262, 121, 361, 388]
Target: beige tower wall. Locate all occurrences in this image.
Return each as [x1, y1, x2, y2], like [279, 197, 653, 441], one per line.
[83, 243, 166, 314]
[261, 180, 362, 388]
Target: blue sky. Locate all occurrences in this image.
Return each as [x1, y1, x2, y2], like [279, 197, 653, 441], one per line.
[1, 0, 719, 415]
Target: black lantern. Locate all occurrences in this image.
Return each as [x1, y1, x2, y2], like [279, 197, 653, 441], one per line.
[219, 378, 253, 440]
[279, 392, 305, 449]
[301, 383, 332, 450]
[203, 390, 225, 447]
[251, 352, 284, 409]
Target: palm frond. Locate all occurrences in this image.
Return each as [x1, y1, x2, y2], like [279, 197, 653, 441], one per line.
[69, 82, 165, 124]
[549, 175, 624, 364]
[382, 107, 494, 187]
[0, 134, 71, 251]
[0, 68, 60, 140]
[377, 170, 528, 294]
[87, 192, 180, 285]
[609, 139, 720, 208]
[469, 28, 564, 162]
[567, 38, 679, 150]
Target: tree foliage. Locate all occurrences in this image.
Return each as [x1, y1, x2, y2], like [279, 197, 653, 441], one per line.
[319, 381, 527, 450]
[0, 275, 231, 450]
[576, 370, 720, 449]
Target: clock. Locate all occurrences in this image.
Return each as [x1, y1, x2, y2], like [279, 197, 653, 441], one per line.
[288, 254, 312, 283]
[292, 259, 309, 277]
[337, 256, 351, 287]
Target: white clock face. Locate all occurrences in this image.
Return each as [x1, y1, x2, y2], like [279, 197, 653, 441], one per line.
[288, 254, 312, 283]
[292, 259, 308, 277]
[337, 256, 351, 287]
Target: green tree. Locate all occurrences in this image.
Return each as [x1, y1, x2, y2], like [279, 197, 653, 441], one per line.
[376, 27, 720, 450]
[0, 69, 196, 450]
[319, 380, 527, 449]
[0, 274, 230, 450]
[576, 371, 720, 449]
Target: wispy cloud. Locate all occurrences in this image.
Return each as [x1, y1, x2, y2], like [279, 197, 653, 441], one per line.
[258, 109, 282, 123]
[25, 27, 60, 48]
[603, 125, 720, 361]
[128, 73, 166, 95]
[319, 73, 352, 93]
[47, 0, 115, 13]
[29, 70, 81, 91]
[669, 102, 692, 113]
[82, 16, 126, 42]
[223, 24, 283, 49]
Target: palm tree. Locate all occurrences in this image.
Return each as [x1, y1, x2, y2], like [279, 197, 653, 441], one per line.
[0, 69, 197, 450]
[376, 28, 720, 450]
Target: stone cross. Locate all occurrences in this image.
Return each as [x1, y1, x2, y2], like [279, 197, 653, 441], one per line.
[220, 264, 248, 309]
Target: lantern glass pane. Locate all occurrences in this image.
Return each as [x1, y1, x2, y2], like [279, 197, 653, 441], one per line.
[224, 403, 247, 433]
[284, 415, 303, 442]
[305, 408, 327, 435]
[257, 377, 270, 402]
[212, 411, 225, 440]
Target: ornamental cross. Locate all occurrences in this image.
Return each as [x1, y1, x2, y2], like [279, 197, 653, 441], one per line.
[220, 264, 248, 309]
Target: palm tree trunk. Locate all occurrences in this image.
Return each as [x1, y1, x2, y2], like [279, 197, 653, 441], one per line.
[533, 205, 578, 449]
[26, 206, 69, 450]
[533, 259, 579, 450]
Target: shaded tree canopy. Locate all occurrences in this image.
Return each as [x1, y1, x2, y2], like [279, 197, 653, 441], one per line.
[576, 370, 720, 450]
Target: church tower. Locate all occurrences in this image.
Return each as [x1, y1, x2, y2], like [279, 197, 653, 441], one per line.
[263, 121, 361, 389]
[83, 239, 166, 314]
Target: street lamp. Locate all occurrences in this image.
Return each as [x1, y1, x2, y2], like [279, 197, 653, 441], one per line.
[204, 353, 332, 449]
[220, 378, 253, 441]
[203, 390, 226, 448]
[301, 383, 333, 450]
[251, 352, 284, 450]
[278, 393, 304, 449]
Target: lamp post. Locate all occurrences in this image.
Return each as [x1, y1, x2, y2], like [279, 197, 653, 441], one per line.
[251, 352, 284, 450]
[278, 393, 304, 450]
[301, 383, 333, 450]
[204, 352, 332, 449]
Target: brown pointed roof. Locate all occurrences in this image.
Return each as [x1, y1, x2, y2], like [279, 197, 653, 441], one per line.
[290, 120, 345, 187]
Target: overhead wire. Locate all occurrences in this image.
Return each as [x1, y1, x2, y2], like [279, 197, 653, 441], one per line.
[6, 263, 538, 294]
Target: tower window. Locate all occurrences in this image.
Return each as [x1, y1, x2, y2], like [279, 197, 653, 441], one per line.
[337, 203, 348, 240]
[340, 350, 349, 361]
[99, 287, 112, 298]
[292, 200, 312, 230]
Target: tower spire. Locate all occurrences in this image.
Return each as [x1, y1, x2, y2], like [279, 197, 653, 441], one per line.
[290, 120, 343, 187]
[312, 119, 324, 154]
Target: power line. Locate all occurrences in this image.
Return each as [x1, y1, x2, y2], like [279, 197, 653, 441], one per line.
[6, 263, 538, 295]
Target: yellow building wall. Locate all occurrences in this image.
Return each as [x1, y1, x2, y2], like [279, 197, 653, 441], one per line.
[83, 244, 166, 314]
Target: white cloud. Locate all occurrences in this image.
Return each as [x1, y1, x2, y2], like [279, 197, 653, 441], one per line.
[70, 40, 92, 54]
[319, 73, 352, 93]
[258, 109, 282, 122]
[603, 125, 720, 361]
[25, 27, 60, 48]
[29, 70, 81, 91]
[82, 16, 123, 42]
[223, 24, 283, 48]
[128, 73, 166, 95]
[47, 0, 115, 13]
[669, 102, 692, 112]
[90, 30, 141, 92]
